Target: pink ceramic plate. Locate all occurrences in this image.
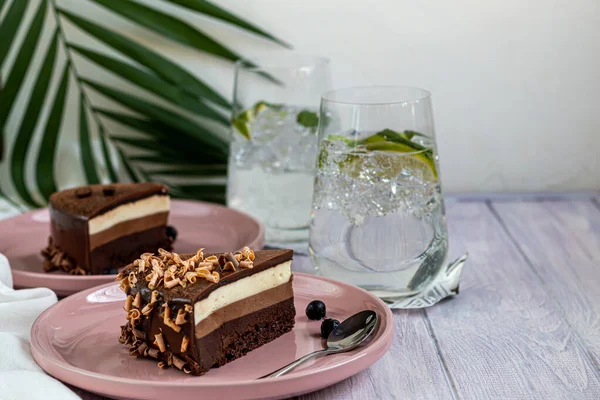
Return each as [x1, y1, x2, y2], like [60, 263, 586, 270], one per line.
[31, 273, 393, 400]
[1, 200, 264, 296]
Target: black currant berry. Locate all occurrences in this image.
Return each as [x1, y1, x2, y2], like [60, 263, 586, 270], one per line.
[166, 225, 178, 241]
[305, 300, 326, 320]
[320, 318, 340, 339]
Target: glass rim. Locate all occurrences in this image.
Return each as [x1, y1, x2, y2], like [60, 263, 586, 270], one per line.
[235, 54, 330, 72]
[321, 86, 431, 106]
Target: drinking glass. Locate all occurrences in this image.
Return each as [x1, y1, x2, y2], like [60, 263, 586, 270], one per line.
[227, 56, 331, 251]
[309, 86, 449, 301]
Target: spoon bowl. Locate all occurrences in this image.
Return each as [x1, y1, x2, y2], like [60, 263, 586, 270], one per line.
[260, 310, 379, 379]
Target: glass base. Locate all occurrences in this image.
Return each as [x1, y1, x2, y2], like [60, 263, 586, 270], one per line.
[315, 253, 468, 309]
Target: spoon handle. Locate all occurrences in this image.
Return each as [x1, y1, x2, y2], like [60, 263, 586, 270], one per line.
[259, 349, 331, 379]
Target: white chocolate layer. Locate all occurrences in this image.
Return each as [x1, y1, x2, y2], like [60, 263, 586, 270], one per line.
[88, 195, 170, 235]
[194, 261, 292, 325]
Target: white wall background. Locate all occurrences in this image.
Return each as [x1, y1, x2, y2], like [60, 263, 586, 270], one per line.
[3, 0, 600, 194]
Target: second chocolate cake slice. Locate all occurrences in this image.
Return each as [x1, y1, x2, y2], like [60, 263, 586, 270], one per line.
[118, 247, 295, 375]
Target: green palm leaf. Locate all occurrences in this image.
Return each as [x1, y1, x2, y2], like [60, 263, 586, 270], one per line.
[0, 0, 46, 128]
[36, 64, 70, 200]
[57, 8, 231, 108]
[110, 136, 180, 158]
[78, 94, 101, 184]
[82, 79, 228, 156]
[150, 165, 228, 176]
[98, 126, 118, 182]
[90, 0, 240, 62]
[165, 0, 291, 49]
[94, 108, 226, 163]
[69, 44, 228, 125]
[0, 0, 29, 66]
[10, 30, 59, 208]
[116, 146, 140, 183]
[175, 184, 226, 203]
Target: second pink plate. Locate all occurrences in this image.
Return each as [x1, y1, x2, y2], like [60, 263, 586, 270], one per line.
[1, 200, 264, 296]
[31, 273, 394, 400]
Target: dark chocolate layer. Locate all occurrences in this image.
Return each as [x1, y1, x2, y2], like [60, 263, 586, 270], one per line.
[50, 207, 90, 269]
[90, 226, 172, 274]
[49, 183, 168, 219]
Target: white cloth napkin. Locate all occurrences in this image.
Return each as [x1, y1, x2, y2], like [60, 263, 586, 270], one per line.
[0, 253, 80, 400]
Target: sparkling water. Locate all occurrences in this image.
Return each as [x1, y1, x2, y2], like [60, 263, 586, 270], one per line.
[227, 105, 319, 248]
[309, 139, 449, 297]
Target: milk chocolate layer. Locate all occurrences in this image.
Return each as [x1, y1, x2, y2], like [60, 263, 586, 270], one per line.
[89, 212, 168, 250]
[195, 280, 294, 338]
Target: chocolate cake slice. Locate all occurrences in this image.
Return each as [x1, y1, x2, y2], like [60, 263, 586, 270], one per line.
[42, 183, 174, 275]
[117, 247, 295, 375]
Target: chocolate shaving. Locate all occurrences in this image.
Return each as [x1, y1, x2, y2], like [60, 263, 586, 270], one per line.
[151, 290, 159, 303]
[175, 309, 187, 325]
[141, 302, 154, 316]
[173, 356, 186, 370]
[218, 254, 227, 267]
[180, 336, 189, 353]
[223, 261, 236, 272]
[138, 342, 148, 357]
[41, 237, 88, 275]
[225, 252, 239, 268]
[239, 260, 254, 269]
[133, 292, 142, 309]
[124, 295, 133, 312]
[154, 333, 166, 353]
[147, 348, 159, 359]
[132, 328, 145, 340]
[163, 306, 182, 332]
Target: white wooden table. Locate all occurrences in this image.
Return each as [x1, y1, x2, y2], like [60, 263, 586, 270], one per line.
[40, 195, 600, 398]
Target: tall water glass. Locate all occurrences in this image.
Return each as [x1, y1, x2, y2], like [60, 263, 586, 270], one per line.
[228, 56, 331, 251]
[309, 87, 449, 300]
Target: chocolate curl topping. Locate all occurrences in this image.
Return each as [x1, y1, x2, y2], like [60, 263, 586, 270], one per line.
[133, 292, 142, 309]
[124, 295, 133, 312]
[154, 333, 166, 353]
[141, 302, 154, 316]
[173, 356, 187, 370]
[147, 348, 159, 359]
[180, 336, 189, 353]
[225, 252, 239, 268]
[151, 290, 159, 303]
[223, 261, 236, 272]
[163, 306, 182, 332]
[137, 342, 148, 357]
[218, 254, 227, 267]
[175, 309, 187, 325]
[239, 260, 254, 269]
[132, 328, 145, 340]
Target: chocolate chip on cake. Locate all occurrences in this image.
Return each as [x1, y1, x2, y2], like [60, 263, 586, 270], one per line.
[102, 186, 116, 196]
[74, 187, 92, 198]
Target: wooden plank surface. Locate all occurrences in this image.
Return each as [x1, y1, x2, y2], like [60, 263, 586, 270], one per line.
[72, 199, 600, 399]
[423, 201, 600, 399]
[491, 200, 600, 368]
[298, 310, 453, 400]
